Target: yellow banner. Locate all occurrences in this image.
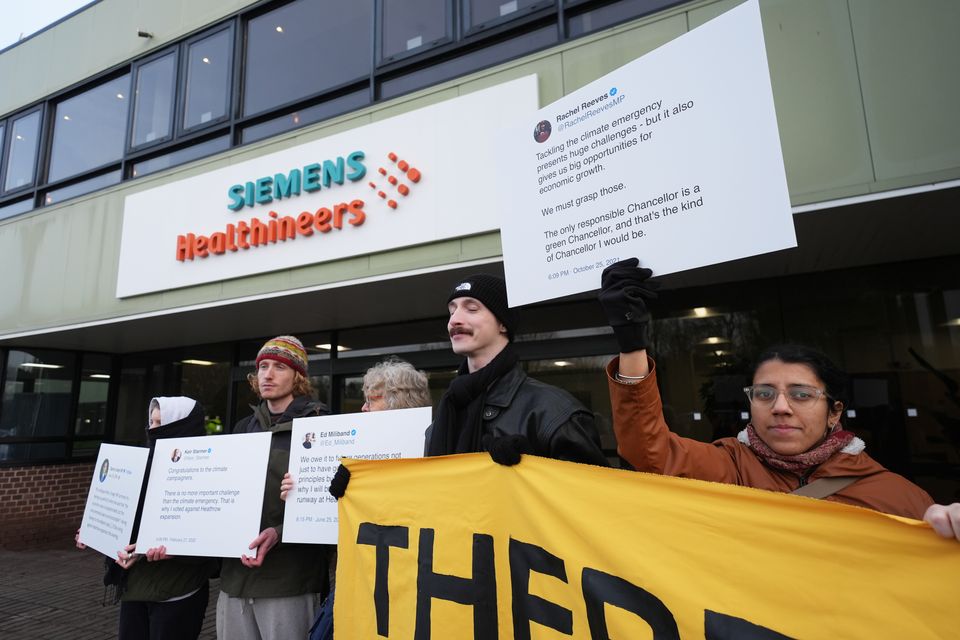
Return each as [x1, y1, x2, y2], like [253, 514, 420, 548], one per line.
[335, 454, 959, 639]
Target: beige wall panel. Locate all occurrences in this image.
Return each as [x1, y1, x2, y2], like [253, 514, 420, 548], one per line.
[11, 215, 68, 325]
[686, 0, 742, 25]
[367, 240, 464, 272]
[219, 270, 292, 299]
[371, 88, 460, 122]
[0, 225, 27, 327]
[60, 196, 126, 321]
[561, 14, 686, 94]
[850, 0, 960, 183]
[691, 0, 875, 203]
[287, 256, 372, 289]
[0, 0, 257, 116]
[460, 52, 565, 107]
[159, 281, 224, 308]
[459, 232, 503, 259]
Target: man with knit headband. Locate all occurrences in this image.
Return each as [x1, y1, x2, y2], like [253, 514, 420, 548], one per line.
[217, 335, 331, 640]
[423, 274, 608, 466]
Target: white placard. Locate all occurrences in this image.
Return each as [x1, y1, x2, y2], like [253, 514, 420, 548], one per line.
[78, 443, 149, 558]
[499, 0, 795, 306]
[135, 432, 271, 558]
[282, 407, 431, 544]
[117, 75, 539, 298]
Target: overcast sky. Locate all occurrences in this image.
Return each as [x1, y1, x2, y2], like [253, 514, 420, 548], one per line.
[0, 0, 94, 51]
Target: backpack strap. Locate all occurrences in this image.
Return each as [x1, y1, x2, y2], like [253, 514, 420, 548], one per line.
[791, 476, 858, 499]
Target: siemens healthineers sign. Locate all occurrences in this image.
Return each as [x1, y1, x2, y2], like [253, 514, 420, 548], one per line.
[116, 76, 538, 298]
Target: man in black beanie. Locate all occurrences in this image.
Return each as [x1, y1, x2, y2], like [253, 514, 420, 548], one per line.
[424, 274, 608, 466]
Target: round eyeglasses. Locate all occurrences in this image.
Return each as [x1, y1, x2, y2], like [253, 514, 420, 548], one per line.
[743, 384, 827, 408]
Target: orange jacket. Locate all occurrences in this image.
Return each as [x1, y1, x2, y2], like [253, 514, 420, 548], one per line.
[607, 357, 934, 520]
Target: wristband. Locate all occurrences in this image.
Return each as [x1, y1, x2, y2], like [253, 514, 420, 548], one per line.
[616, 372, 647, 385]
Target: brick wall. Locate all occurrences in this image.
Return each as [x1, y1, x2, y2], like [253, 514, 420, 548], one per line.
[0, 462, 94, 550]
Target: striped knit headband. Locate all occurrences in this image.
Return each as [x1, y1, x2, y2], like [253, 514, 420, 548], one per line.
[256, 335, 308, 376]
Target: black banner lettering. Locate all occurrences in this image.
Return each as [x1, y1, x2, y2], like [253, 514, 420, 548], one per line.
[357, 523, 409, 637]
[509, 537, 573, 638]
[582, 567, 680, 639]
[414, 528, 497, 640]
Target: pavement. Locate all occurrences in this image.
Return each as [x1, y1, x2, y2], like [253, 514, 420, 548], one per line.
[0, 541, 219, 639]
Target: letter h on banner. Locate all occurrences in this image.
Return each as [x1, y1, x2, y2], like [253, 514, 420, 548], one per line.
[415, 528, 497, 640]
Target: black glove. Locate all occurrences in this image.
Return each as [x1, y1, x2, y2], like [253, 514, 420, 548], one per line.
[598, 258, 660, 353]
[485, 434, 532, 466]
[329, 464, 350, 499]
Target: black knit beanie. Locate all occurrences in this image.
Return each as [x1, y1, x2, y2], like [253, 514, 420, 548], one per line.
[447, 274, 518, 340]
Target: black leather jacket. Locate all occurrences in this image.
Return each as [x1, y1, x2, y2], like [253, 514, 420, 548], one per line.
[427, 363, 609, 467]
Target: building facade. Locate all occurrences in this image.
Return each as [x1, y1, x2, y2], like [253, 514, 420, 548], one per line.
[1, 0, 958, 547]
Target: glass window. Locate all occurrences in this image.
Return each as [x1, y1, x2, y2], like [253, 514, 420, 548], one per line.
[380, 25, 557, 99]
[179, 351, 231, 435]
[0, 197, 34, 221]
[338, 319, 449, 360]
[465, 0, 551, 33]
[0, 350, 76, 441]
[243, 0, 373, 116]
[0, 442, 67, 462]
[183, 28, 233, 131]
[131, 52, 177, 148]
[76, 354, 111, 436]
[567, 0, 685, 38]
[0, 121, 4, 175]
[132, 135, 230, 178]
[49, 75, 131, 182]
[3, 110, 41, 192]
[44, 170, 121, 205]
[241, 90, 370, 144]
[381, 0, 450, 62]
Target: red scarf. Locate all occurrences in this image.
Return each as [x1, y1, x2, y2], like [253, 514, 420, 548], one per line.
[744, 423, 855, 474]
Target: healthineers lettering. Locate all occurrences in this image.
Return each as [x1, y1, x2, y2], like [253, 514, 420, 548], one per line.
[356, 522, 792, 639]
[176, 200, 366, 261]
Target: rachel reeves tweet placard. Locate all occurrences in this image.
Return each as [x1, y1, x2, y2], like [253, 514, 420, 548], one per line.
[499, 0, 795, 306]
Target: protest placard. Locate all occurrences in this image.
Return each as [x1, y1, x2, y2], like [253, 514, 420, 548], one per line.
[282, 406, 431, 544]
[78, 443, 149, 558]
[499, 0, 795, 306]
[135, 432, 271, 558]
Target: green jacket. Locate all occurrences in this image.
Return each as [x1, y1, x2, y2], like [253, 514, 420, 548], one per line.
[220, 396, 333, 598]
[122, 402, 219, 602]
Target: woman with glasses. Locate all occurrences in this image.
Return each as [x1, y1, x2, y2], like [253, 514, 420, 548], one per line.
[598, 258, 959, 538]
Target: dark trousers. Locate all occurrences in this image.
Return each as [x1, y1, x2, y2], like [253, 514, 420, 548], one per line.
[118, 584, 209, 640]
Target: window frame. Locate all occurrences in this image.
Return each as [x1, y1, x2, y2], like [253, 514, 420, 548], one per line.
[178, 23, 236, 137]
[1, 106, 44, 196]
[45, 72, 132, 187]
[461, 0, 555, 38]
[127, 48, 181, 153]
[376, 0, 455, 66]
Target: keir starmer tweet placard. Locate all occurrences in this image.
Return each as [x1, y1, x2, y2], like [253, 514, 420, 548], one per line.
[135, 432, 271, 558]
[499, 0, 795, 307]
